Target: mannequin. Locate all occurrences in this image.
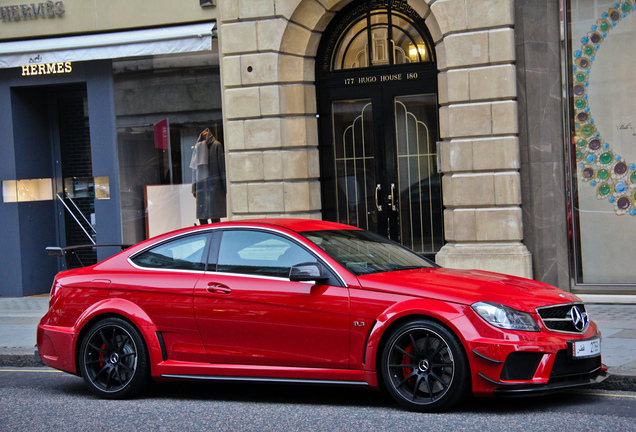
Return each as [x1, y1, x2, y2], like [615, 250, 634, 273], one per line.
[190, 129, 227, 224]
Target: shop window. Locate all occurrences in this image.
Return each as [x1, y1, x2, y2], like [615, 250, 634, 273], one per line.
[63, 177, 110, 200]
[1, 178, 53, 203]
[113, 52, 223, 245]
[566, 0, 636, 287]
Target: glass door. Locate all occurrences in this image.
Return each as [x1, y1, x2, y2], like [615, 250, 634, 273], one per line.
[331, 99, 377, 232]
[394, 94, 443, 255]
[318, 75, 442, 258]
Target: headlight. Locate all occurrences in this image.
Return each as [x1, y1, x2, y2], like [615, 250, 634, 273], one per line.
[472, 302, 539, 332]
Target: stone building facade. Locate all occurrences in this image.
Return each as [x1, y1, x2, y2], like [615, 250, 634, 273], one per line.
[2, 0, 634, 298]
[217, 0, 539, 279]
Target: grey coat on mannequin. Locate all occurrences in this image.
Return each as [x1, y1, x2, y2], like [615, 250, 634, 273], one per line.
[190, 129, 227, 221]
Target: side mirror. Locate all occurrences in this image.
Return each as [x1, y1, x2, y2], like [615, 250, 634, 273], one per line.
[289, 262, 329, 282]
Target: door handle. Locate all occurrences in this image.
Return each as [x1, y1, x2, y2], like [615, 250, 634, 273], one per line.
[206, 283, 231, 294]
[375, 184, 382, 211]
[389, 183, 397, 211]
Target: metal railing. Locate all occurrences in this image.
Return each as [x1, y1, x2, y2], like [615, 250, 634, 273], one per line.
[56, 192, 96, 245]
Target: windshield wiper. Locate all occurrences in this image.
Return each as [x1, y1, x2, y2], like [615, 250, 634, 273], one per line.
[388, 265, 426, 272]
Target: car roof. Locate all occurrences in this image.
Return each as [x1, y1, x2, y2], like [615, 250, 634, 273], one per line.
[128, 219, 361, 253]
[224, 218, 360, 233]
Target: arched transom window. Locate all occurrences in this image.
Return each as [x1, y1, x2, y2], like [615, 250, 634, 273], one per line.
[320, 1, 435, 73]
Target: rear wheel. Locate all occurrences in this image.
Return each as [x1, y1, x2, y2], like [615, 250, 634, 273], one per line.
[380, 319, 469, 412]
[78, 317, 149, 399]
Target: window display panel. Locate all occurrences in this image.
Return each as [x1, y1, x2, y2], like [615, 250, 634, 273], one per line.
[1, 179, 53, 203]
[568, 0, 636, 285]
[113, 52, 224, 245]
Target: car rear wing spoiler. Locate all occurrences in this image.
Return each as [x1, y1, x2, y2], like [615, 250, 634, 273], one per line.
[46, 244, 132, 268]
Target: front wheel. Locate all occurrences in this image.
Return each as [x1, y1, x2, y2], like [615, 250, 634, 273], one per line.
[380, 319, 469, 412]
[78, 317, 150, 399]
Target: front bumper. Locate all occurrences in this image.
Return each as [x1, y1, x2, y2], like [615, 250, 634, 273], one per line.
[488, 366, 608, 397]
[460, 308, 606, 397]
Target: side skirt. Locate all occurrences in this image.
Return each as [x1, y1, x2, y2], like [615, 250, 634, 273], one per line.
[153, 361, 371, 387]
[161, 374, 369, 386]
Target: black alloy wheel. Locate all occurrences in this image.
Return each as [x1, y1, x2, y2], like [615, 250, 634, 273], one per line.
[381, 319, 469, 412]
[79, 317, 149, 399]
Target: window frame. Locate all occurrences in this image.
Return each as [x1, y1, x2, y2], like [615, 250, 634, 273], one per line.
[316, 0, 435, 75]
[208, 228, 346, 287]
[128, 231, 213, 273]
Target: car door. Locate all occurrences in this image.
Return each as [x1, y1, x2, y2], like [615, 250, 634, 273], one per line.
[193, 229, 350, 369]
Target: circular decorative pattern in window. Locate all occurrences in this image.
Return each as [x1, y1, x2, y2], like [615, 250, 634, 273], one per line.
[573, 1, 636, 216]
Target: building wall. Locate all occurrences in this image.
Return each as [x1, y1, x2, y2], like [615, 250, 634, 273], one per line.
[0, 0, 217, 39]
[0, 0, 575, 286]
[218, 0, 533, 278]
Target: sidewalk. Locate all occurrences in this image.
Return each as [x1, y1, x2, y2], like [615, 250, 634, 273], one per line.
[0, 296, 49, 367]
[1, 297, 635, 391]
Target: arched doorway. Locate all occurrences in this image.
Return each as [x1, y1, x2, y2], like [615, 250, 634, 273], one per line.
[316, 0, 442, 258]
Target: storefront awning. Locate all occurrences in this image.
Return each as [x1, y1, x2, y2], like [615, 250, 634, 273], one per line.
[0, 22, 216, 69]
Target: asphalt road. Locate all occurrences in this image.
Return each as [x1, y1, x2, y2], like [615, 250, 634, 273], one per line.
[1, 368, 635, 432]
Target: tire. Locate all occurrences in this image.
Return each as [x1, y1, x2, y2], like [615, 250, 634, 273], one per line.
[380, 319, 469, 412]
[78, 317, 150, 399]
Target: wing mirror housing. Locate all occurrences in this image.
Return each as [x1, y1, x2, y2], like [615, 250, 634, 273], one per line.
[289, 262, 329, 282]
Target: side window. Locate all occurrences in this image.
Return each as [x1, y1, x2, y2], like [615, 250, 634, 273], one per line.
[131, 233, 209, 271]
[217, 230, 317, 278]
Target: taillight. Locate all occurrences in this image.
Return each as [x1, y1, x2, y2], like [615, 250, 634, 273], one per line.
[50, 280, 61, 301]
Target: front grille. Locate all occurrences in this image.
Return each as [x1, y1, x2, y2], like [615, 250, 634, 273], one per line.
[536, 303, 589, 334]
[550, 349, 601, 378]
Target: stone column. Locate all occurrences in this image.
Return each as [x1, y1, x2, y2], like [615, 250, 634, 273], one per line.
[430, 0, 533, 278]
[218, 0, 327, 220]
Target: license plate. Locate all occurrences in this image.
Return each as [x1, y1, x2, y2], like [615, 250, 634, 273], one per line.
[572, 337, 601, 358]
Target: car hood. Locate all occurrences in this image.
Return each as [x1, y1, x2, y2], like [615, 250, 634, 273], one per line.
[357, 268, 580, 312]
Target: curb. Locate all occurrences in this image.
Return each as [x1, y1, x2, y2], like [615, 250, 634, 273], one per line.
[0, 354, 42, 368]
[592, 374, 636, 392]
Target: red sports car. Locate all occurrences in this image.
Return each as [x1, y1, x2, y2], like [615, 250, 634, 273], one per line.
[36, 219, 606, 412]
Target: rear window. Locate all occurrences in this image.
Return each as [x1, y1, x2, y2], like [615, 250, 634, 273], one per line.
[130, 233, 209, 271]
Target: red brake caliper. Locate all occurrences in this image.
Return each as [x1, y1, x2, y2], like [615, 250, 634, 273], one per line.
[98, 343, 106, 368]
[402, 344, 414, 382]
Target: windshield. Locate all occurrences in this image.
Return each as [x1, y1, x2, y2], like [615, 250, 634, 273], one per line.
[302, 229, 436, 276]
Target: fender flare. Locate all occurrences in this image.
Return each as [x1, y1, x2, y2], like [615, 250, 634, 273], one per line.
[363, 298, 470, 371]
[72, 298, 163, 374]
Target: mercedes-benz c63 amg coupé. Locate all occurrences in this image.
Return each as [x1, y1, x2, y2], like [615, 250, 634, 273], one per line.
[36, 219, 606, 412]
